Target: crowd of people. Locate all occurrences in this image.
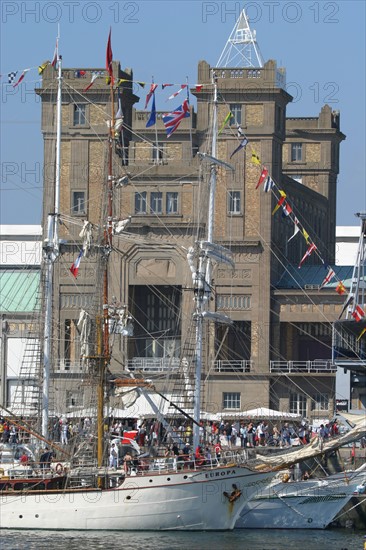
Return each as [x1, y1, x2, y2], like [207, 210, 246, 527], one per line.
[108, 417, 342, 451]
[104, 416, 346, 473]
[0, 414, 346, 476]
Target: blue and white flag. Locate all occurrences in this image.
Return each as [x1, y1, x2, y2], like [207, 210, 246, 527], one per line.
[230, 137, 248, 159]
[263, 176, 275, 193]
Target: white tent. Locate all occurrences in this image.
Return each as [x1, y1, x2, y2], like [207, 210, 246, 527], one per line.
[65, 394, 218, 421]
[217, 407, 302, 421]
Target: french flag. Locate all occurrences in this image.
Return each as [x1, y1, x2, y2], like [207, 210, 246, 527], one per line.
[70, 250, 83, 278]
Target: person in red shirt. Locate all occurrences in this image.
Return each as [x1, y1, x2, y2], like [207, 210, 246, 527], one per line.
[195, 445, 205, 466]
[214, 441, 222, 464]
[20, 453, 29, 464]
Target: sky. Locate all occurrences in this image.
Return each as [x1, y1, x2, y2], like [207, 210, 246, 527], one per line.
[0, 0, 365, 227]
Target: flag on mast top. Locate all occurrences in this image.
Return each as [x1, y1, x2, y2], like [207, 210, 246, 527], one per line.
[216, 8, 264, 68]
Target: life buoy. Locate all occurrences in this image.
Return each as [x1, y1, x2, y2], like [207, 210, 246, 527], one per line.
[55, 463, 63, 475]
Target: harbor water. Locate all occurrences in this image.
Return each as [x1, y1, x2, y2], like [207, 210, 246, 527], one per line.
[0, 529, 365, 550]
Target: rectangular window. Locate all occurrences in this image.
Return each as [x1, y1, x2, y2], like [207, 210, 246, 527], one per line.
[228, 191, 241, 214]
[72, 191, 86, 215]
[66, 390, 84, 408]
[150, 192, 163, 214]
[311, 393, 329, 411]
[291, 143, 303, 162]
[229, 104, 241, 126]
[166, 192, 178, 214]
[135, 192, 147, 214]
[223, 392, 241, 409]
[290, 392, 307, 416]
[152, 143, 165, 164]
[73, 104, 87, 126]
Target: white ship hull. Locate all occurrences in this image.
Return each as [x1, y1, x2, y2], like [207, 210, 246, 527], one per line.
[236, 472, 364, 529]
[0, 466, 274, 530]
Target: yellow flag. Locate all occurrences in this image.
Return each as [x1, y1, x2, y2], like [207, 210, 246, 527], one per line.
[302, 228, 310, 243]
[357, 327, 366, 341]
[38, 61, 50, 75]
[218, 111, 233, 135]
[272, 190, 287, 215]
[251, 151, 261, 165]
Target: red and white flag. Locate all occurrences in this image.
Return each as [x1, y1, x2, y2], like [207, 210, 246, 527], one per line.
[70, 250, 83, 278]
[51, 38, 58, 68]
[319, 267, 336, 289]
[167, 84, 187, 100]
[352, 304, 365, 322]
[145, 83, 158, 109]
[298, 242, 317, 268]
[83, 72, 100, 92]
[256, 168, 268, 189]
[13, 69, 30, 88]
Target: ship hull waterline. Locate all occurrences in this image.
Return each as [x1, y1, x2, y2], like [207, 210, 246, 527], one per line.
[0, 466, 275, 531]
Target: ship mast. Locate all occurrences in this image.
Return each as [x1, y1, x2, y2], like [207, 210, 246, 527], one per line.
[42, 39, 61, 439]
[192, 75, 234, 452]
[97, 61, 115, 467]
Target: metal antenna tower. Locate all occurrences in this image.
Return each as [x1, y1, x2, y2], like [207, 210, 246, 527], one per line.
[216, 8, 264, 68]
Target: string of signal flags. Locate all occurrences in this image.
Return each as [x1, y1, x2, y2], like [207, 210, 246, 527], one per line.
[4, 31, 365, 336]
[214, 106, 365, 336]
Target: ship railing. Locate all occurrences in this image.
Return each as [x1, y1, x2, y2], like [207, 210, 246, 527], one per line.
[270, 360, 337, 374]
[133, 453, 246, 475]
[213, 360, 252, 373]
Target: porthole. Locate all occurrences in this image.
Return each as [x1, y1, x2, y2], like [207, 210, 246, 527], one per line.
[35, 514, 39, 518]
[167, 478, 171, 481]
[149, 479, 153, 483]
[19, 515, 23, 519]
[126, 495, 131, 500]
[183, 475, 188, 479]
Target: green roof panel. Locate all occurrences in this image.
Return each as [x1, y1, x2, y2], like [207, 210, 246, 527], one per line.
[0, 271, 40, 313]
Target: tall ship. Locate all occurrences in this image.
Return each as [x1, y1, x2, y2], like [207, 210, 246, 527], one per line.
[0, 10, 365, 531]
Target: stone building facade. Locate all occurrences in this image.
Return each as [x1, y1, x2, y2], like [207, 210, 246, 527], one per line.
[37, 56, 348, 421]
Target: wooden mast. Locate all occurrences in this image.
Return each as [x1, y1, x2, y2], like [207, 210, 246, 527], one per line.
[97, 31, 115, 468]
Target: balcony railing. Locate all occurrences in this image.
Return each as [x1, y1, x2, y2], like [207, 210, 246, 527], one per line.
[270, 360, 336, 374]
[127, 358, 180, 372]
[213, 360, 252, 373]
[126, 358, 252, 373]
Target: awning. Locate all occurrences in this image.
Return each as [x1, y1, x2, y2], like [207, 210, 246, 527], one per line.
[217, 406, 302, 421]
